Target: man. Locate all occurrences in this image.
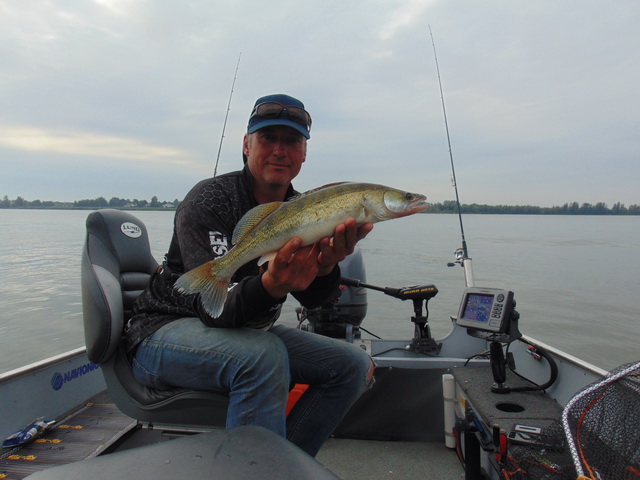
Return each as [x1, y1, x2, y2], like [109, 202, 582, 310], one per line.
[124, 93, 374, 456]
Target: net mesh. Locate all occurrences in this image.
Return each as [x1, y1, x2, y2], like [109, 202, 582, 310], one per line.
[562, 361, 640, 480]
[501, 422, 575, 480]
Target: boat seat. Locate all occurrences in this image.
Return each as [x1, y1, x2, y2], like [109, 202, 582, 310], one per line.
[25, 425, 339, 480]
[81, 209, 229, 427]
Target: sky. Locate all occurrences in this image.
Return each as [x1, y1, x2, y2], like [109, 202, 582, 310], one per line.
[1, 0, 639, 207]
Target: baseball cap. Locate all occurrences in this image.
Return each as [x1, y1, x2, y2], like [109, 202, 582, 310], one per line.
[246, 94, 312, 139]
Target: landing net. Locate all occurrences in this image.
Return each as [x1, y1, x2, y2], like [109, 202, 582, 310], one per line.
[562, 361, 640, 480]
[501, 421, 574, 480]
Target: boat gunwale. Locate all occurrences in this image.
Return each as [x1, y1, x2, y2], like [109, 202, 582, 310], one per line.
[522, 334, 607, 377]
[0, 346, 88, 385]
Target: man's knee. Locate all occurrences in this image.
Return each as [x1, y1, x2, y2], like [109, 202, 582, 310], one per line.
[241, 331, 290, 379]
[347, 345, 375, 389]
[366, 356, 376, 386]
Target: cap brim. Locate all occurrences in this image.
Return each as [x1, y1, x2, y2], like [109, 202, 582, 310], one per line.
[247, 118, 310, 139]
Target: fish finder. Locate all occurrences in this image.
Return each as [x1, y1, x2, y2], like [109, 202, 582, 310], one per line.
[456, 287, 531, 394]
[455, 287, 515, 334]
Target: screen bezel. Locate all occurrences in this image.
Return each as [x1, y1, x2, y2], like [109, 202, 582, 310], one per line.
[455, 287, 513, 333]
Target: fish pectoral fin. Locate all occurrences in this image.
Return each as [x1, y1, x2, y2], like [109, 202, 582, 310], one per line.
[257, 252, 277, 267]
[232, 201, 283, 244]
[360, 200, 384, 222]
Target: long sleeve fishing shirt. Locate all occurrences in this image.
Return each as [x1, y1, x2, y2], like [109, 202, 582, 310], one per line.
[124, 166, 341, 353]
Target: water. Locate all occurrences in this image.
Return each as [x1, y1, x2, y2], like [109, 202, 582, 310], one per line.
[1, 210, 638, 374]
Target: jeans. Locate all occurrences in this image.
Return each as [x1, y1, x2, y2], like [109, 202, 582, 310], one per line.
[132, 318, 373, 456]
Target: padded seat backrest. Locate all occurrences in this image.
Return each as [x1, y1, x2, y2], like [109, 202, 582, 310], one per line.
[82, 209, 159, 364]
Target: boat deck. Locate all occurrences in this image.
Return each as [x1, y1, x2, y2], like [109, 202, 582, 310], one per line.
[318, 437, 463, 479]
[1, 396, 464, 480]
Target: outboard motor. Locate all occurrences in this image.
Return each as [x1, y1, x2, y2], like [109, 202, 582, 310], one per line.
[299, 247, 367, 342]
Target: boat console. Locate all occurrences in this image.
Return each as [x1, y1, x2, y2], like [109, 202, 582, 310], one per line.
[450, 288, 574, 479]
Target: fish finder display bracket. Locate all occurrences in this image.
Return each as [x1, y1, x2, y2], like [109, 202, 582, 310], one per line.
[456, 287, 524, 393]
[455, 287, 520, 342]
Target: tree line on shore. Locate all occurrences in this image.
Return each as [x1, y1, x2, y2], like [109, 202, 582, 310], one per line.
[1, 195, 179, 210]
[1, 195, 639, 215]
[429, 200, 640, 215]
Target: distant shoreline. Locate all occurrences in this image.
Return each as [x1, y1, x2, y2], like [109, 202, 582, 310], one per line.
[1, 205, 638, 215]
[2, 195, 638, 215]
[0, 206, 176, 212]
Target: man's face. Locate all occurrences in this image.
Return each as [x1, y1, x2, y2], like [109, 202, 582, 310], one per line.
[243, 125, 307, 189]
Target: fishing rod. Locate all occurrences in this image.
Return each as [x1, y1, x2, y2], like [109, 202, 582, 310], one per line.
[213, 52, 242, 178]
[428, 26, 474, 287]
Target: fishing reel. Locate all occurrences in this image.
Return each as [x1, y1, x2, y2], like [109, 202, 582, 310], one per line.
[447, 247, 466, 268]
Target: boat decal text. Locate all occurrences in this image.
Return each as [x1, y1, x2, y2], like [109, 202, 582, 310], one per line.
[50, 362, 100, 391]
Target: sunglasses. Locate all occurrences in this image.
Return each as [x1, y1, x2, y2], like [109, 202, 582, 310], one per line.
[249, 102, 312, 131]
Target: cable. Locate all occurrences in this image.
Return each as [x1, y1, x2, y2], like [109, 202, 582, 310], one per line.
[359, 326, 382, 340]
[504, 339, 559, 392]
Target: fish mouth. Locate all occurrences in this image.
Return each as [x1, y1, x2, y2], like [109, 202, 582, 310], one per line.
[384, 190, 429, 216]
[406, 192, 429, 214]
[411, 198, 429, 213]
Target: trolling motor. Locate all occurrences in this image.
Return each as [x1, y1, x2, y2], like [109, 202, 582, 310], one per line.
[340, 278, 441, 354]
[301, 248, 440, 353]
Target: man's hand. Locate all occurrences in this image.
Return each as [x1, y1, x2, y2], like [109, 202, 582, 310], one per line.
[261, 218, 373, 299]
[317, 218, 373, 276]
[261, 238, 322, 300]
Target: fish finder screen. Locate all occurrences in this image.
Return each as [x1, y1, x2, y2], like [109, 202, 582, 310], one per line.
[455, 287, 514, 333]
[461, 294, 493, 323]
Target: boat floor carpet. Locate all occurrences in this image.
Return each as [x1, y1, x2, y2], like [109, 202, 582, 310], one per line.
[317, 437, 463, 479]
[0, 402, 136, 480]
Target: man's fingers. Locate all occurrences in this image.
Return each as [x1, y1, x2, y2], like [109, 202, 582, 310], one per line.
[356, 222, 374, 242]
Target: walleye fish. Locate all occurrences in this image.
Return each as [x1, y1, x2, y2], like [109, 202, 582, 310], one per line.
[174, 182, 428, 318]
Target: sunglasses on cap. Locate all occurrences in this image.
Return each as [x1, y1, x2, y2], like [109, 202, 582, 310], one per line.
[249, 102, 312, 131]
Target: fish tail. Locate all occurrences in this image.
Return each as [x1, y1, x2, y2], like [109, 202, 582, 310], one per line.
[173, 260, 230, 318]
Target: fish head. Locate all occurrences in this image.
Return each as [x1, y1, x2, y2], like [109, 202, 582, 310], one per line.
[382, 188, 428, 217]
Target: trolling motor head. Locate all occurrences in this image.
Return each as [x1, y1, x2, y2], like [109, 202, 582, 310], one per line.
[399, 285, 442, 355]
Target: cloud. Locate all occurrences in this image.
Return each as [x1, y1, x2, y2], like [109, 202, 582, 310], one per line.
[0, 0, 638, 207]
[379, 0, 437, 41]
[0, 125, 193, 165]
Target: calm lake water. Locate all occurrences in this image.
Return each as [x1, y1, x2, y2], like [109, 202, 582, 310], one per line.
[0, 209, 638, 374]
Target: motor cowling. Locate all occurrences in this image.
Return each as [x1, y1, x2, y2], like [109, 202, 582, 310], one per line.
[302, 247, 367, 342]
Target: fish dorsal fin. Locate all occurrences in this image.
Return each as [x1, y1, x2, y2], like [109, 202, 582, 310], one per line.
[232, 201, 283, 245]
[288, 182, 353, 201]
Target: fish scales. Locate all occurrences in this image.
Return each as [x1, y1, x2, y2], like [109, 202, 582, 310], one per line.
[174, 182, 428, 318]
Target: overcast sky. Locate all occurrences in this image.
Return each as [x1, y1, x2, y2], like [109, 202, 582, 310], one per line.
[1, 0, 638, 207]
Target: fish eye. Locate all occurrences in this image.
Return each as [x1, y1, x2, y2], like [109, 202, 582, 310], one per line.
[405, 193, 414, 200]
